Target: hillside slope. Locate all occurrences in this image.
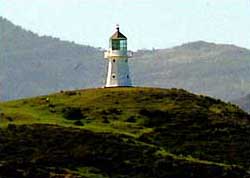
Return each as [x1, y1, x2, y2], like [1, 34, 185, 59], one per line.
[2, 17, 250, 103]
[131, 41, 250, 101]
[0, 17, 104, 100]
[0, 87, 250, 177]
[233, 94, 250, 113]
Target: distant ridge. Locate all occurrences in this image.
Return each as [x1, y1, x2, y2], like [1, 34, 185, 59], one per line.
[1, 17, 250, 106]
[233, 94, 250, 113]
[175, 41, 249, 50]
[131, 40, 250, 102]
[0, 16, 104, 100]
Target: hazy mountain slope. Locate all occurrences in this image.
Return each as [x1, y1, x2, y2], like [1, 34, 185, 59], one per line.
[1, 17, 250, 102]
[0, 17, 104, 100]
[233, 94, 250, 113]
[0, 87, 250, 177]
[131, 41, 250, 101]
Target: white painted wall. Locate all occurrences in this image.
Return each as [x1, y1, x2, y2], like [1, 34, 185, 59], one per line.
[105, 57, 131, 87]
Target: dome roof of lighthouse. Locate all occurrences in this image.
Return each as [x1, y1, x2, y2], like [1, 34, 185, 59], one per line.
[110, 26, 127, 40]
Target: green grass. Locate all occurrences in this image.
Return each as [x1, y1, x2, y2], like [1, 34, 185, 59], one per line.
[154, 148, 237, 169]
[74, 167, 108, 178]
[1, 87, 250, 177]
[0, 87, 180, 134]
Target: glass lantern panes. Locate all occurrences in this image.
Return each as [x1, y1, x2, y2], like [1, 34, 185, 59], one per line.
[111, 39, 127, 50]
[120, 40, 127, 50]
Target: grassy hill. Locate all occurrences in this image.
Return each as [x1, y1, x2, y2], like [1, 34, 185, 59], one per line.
[1, 87, 250, 177]
[2, 16, 250, 103]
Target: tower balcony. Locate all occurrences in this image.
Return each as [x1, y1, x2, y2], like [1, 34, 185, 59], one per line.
[104, 50, 132, 59]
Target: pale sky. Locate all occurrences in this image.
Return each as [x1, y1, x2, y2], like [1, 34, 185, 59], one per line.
[0, 0, 250, 50]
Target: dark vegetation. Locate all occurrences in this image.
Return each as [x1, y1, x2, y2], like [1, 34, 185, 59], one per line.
[1, 87, 250, 177]
[62, 107, 85, 120]
[0, 124, 248, 178]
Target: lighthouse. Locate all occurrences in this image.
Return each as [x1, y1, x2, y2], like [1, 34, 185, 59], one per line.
[104, 25, 132, 87]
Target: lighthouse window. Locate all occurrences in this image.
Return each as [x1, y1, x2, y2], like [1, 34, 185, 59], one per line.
[120, 40, 127, 51]
[112, 40, 120, 50]
[112, 39, 127, 51]
[113, 59, 116, 63]
[112, 74, 116, 79]
[127, 75, 129, 79]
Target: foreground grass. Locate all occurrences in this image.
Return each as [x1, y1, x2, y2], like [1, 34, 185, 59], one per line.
[0, 124, 247, 178]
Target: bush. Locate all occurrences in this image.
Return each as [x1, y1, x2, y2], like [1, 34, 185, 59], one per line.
[139, 109, 168, 119]
[74, 120, 84, 126]
[62, 107, 85, 120]
[64, 91, 77, 96]
[102, 116, 110, 123]
[7, 124, 17, 130]
[108, 108, 122, 115]
[126, 116, 136, 123]
[6, 116, 13, 121]
[139, 109, 171, 126]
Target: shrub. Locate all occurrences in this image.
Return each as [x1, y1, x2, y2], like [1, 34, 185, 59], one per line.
[102, 116, 110, 123]
[7, 124, 17, 130]
[74, 120, 84, 126]
[108, 108, 122, 115]
[62, 107, 85, 120]
[126, 116, 136, 123]
[100, 108, 122, 116]
[139, 109, 168, 119]
[6, 116, 13, 122]
[48, 104, 55, 108]
[64, 91, 77, 96]
[139, 109, 171, 126]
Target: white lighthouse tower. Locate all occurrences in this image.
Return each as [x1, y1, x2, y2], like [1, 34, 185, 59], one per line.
[104, 25, 132, 87]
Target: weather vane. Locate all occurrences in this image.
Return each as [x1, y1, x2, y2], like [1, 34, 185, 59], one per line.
[116, 24, 120, 31]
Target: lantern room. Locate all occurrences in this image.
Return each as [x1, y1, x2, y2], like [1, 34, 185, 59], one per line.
[110, 26, 127, 51]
